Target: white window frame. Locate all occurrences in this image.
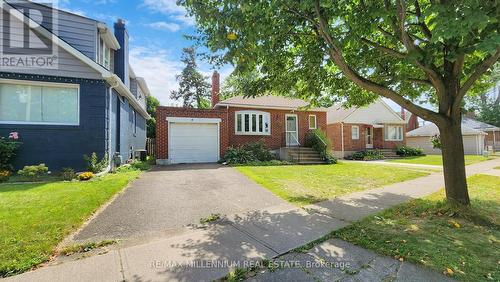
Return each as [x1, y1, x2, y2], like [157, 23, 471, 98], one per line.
[384, 125, 404, 141]
[0, 79, 80, 126]
[234, 110, 271, 136]
[97, 37, 110, 69]
[351, 125, 359, 140]
[308, 114, 317, 130]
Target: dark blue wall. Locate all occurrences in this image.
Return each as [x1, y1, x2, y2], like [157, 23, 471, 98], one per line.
[0, 72, 107, 171]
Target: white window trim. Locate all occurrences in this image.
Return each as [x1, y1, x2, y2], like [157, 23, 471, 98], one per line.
[384, 125, 404, 141]
[0, 78, 80, 126]
[308, 114, 317, 129]
[351, 125, 359, 140]
[235, 110, 271, 136]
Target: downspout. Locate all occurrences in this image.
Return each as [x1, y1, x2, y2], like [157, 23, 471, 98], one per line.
[341, 122, 345, 159]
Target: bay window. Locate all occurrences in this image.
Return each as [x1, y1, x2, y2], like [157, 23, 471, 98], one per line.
[0, 80, 79, 125]
[385, 125, 404, 141]
[235, 111, 270, 135]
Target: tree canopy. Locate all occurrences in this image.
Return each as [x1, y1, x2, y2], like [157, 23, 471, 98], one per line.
[181, 0, 500, 205]
[171, 47, 211, 108]
[146, 95, 160, 138]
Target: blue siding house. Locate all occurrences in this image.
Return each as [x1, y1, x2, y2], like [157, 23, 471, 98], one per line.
[0, 1, 150, 171]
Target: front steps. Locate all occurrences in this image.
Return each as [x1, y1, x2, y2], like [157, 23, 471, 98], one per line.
[376, 149, 399, 159]
[283, 147, 327, 164]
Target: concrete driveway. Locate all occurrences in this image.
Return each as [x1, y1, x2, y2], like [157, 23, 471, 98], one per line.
[73, 164, 287, 243]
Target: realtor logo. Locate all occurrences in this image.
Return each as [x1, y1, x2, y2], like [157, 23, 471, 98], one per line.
[0, 0, 59, 69]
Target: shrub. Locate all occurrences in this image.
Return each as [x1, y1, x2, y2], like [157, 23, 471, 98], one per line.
[351, 150, 384, 161]
[83, 152, 109, 173]
[17, 164, 49, 181]
[223, 146, 256, 164]
[305, 129, 331, 154]
[321, 151, 338, 164]
[0, 137, 21, 171]
[130, 160, 151, 171]
[231, 160, 293, 166]
[242, 141, 275, 161]
[396, 146, 425, 157]
[0, 170, 11, 182]
[60, 167, 76, 181]
[78, 172, 94, 181]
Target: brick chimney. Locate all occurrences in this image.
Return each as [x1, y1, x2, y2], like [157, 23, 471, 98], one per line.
[211, 71, 220, 108]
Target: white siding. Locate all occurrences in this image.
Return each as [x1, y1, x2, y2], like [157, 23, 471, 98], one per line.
[407, 135, 485, 155]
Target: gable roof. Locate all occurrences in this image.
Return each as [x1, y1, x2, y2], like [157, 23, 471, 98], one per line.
[407, 122, 487, 137]
[1, 1, 150, 119]
[215, 95, 327, 111]
[462, 117, 499, 132]
[328, 99, 405, 124]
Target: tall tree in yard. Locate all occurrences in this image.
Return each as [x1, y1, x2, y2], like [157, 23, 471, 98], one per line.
[146, 95, 160, 138]
[181, 0, 500, 205]
[171, 47, 211, 108]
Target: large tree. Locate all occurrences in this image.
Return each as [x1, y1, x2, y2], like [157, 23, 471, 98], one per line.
[171, 47, 211, 108]
[146, 95, 160, 138]
[181, 0, 500, 205]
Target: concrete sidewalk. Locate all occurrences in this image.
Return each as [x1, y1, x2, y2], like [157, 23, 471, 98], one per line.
[5, 158, 499, 282]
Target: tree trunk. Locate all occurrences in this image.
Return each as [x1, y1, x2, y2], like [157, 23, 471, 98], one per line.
[438, 119, 470, 205]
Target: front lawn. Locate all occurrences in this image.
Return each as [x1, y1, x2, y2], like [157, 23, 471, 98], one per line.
[333, 174, 500, 281]
[388, 155, 493, 166]
[0, 170, 141, 277]
[236, 162, 430, 206]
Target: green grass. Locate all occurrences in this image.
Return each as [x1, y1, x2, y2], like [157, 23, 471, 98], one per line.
[333, 174, 500, 281]
[494, 166, 500, 170]
[236, 162, 430, 206]
[0, 170, 141, 277]
[388, 155, 493, 166]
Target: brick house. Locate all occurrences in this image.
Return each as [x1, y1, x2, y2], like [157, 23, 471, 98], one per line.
[156, 72, 327, 164]
[326, 100, 407, 158]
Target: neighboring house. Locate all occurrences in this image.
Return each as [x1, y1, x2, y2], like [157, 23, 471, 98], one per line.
[406, 121, 488, 155]
[0, 1, 150, 171]
[155, 72, 327, 164]
[326, 99, 407, 158]
[462, 117, 500, 151]
[405, 111, 420, 132]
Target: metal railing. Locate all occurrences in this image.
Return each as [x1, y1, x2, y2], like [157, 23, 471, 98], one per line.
[282, 132, 302, 163]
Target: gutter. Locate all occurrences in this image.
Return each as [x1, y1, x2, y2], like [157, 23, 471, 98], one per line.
[105, 75, 151, 119]
[107, 80, 119, 169]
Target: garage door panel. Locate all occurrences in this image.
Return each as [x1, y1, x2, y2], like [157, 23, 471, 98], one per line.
[169, 122, 219, 164]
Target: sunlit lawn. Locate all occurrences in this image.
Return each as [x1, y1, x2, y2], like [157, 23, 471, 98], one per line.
[388, 155, 494, 166]
[236, 162, 430, 206]
[0, 170, 141, 277]
[334, 174, 500, 281]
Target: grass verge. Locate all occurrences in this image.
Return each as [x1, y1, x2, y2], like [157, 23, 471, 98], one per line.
[0, 170, 141, 277]
[332, 174, 500, 281]
[236, 162, 430, 206]
[388, 155, 494, 166]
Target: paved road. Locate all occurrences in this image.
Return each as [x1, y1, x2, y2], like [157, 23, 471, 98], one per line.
[73, 163, 287, 242]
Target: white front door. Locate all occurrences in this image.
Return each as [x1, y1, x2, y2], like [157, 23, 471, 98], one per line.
[285, 114, 299, 146]
[169, 122, 219, 163]
[366, 127, 373, 149]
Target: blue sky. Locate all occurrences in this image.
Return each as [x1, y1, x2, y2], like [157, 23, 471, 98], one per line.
[58, 0, 230, 106]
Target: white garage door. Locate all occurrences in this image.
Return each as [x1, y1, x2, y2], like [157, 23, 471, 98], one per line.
[169, 122, 219, 164]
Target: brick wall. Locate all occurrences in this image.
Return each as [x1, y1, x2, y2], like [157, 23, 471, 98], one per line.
[156, 106, 327, 160]
[227, 107, 327, 150]
[327, 122, 406, 154]
[156, 107, 229, 160]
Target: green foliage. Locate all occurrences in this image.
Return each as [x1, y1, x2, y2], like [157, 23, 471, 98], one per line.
[430, 135, 442, 149]
[60, 168, 76, 181]
[83, 152, 109, 173]
[170, 47, 211, 108]
[224, 141, 275, 164]
[321, 151, 338, 164]
[231, 160, 293, 167]
[350, 150, 385, 161]
[396, 146, 425, 157]
[199, 213, 221, 224]
[115, 160, 151, 172]
[220, 69, 261, 100]
[0, 137, 20, 171]
[305, 129, 331, 153]
[146, 95, 160, 138]
[17, 164, 49, 181]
